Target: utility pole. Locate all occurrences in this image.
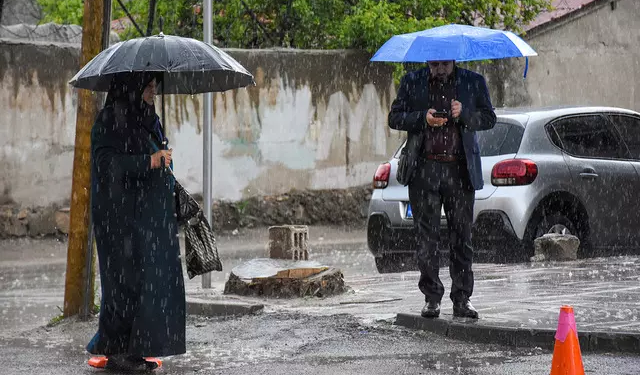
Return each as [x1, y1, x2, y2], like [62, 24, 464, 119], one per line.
[63, 0, 110, 318]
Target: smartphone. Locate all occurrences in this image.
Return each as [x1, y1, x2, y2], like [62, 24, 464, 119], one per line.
[432, 111, 448, 118]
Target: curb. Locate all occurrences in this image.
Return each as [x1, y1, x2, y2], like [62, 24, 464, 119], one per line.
[395, 313, 640, 354]
[186, 298, 264, 318]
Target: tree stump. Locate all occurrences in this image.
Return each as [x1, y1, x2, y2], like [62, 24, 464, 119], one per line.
[224, 258, 347, 298]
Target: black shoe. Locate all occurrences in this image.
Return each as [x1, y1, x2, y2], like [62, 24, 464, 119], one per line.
[106, 355, 158, 372]
[421, 301, 441, 318]
[453, 300, 479, 319]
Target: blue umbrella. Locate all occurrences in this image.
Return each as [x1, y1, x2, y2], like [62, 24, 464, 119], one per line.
[370, 24, 537, 76]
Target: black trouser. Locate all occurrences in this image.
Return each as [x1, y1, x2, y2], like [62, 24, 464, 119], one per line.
[408, 158, 475, 304]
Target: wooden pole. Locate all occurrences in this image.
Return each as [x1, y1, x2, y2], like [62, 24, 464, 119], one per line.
[63, 0, 107, 318]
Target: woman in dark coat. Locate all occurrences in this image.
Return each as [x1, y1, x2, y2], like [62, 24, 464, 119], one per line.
[87, 72, 185, 371]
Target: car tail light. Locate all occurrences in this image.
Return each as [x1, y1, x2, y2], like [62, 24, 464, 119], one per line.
[373, 162, 391, 189]
[491, 159, 538, 186]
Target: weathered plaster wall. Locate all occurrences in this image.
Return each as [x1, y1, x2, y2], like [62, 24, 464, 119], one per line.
[0, 42, 401, 206]
[0, 40, 79, 206]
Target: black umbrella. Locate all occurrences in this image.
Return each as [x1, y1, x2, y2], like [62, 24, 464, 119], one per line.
[69, 33, 240, 277]
[68, 33, 255, 94]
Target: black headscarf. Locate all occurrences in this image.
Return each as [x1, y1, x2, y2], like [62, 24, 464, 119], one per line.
[104, 72, 163, 133]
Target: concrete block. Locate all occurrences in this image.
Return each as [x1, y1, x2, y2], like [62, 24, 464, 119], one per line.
[532, 233, 580, 261]
[268, 225, 309, 260]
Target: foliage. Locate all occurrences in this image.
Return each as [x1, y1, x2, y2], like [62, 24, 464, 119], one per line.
[37, 0, 84, 25]
[36, 0, 552, 52]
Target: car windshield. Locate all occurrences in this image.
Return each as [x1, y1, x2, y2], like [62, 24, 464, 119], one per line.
[393, 121, 524, 158]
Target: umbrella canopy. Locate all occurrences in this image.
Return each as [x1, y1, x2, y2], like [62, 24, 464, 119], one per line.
[370, 24, 537, 63]
[69, 33, 255, 94]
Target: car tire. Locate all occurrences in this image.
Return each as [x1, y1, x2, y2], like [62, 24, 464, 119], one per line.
[374, 254, 409, 273]
[524, 212, 589, 258]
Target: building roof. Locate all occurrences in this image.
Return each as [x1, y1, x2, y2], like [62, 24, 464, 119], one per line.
[525, 0, 601, 32]
[111, 17, 134, 34]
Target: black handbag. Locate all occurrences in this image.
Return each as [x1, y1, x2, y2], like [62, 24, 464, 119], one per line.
[396, 146, 410, 186]
[184, 210, 223, 278]
[174, 180, 201, 225]
[173, 180, 223, 278]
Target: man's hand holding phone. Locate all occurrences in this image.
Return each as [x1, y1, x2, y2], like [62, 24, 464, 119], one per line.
[426, 109, 448, 128]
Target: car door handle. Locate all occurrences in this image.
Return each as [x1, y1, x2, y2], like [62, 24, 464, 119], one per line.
[579, 168, 598, 179]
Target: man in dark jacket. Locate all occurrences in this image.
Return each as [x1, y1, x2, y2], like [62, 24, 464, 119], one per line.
[388, 60, 496, 319]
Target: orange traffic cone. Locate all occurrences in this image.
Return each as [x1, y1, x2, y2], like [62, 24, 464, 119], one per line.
[550, 305, 584, 375]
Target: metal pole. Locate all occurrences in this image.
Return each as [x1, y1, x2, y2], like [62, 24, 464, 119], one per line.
[202, 0, 213, 288]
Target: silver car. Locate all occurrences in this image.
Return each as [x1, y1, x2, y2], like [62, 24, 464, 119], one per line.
[367, 106, 640, 273]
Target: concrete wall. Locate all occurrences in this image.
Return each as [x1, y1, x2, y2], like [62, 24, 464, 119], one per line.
[1, 0, 41, 25]
[0, 39, 79, 207]
[522, 0, 640, 110]
[0, 41, 401, 206]
[163, 49, 399, 201]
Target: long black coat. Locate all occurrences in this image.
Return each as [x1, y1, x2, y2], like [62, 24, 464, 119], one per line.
[86, 101, 186, 357]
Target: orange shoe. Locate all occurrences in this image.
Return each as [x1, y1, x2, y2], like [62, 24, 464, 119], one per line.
[87, 356, 108, 368]
[144, 357, 163, 369]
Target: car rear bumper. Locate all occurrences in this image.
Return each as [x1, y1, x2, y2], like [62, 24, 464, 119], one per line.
[367, 209, 522, 259]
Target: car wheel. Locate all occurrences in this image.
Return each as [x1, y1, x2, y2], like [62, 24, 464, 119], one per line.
[374, 254, 409, 273]
[533, 213, 577, 239]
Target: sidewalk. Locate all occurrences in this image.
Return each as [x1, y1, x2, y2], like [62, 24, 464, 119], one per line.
[186, 254, 640, 353]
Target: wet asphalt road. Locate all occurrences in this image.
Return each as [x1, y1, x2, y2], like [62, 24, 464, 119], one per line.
[2, 312, 639, 375]
[0, 231, 378, 335]
[1, 230, 640, 374]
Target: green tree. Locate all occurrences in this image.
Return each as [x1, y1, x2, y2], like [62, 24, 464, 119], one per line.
[37, 0, 84, 25]
[36, 0, 552, 53]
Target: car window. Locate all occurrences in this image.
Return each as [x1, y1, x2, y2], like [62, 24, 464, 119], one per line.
[549, 115, 623, 159]
[500, 124, 524, 155]
[393, 121, 523, 158]
[393, 140, 406, 158]
[477, 122, 523, 156]
[608, 114, 640, 160]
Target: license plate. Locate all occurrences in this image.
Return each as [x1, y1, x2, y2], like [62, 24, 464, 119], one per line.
[407, 204, 446, 219]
